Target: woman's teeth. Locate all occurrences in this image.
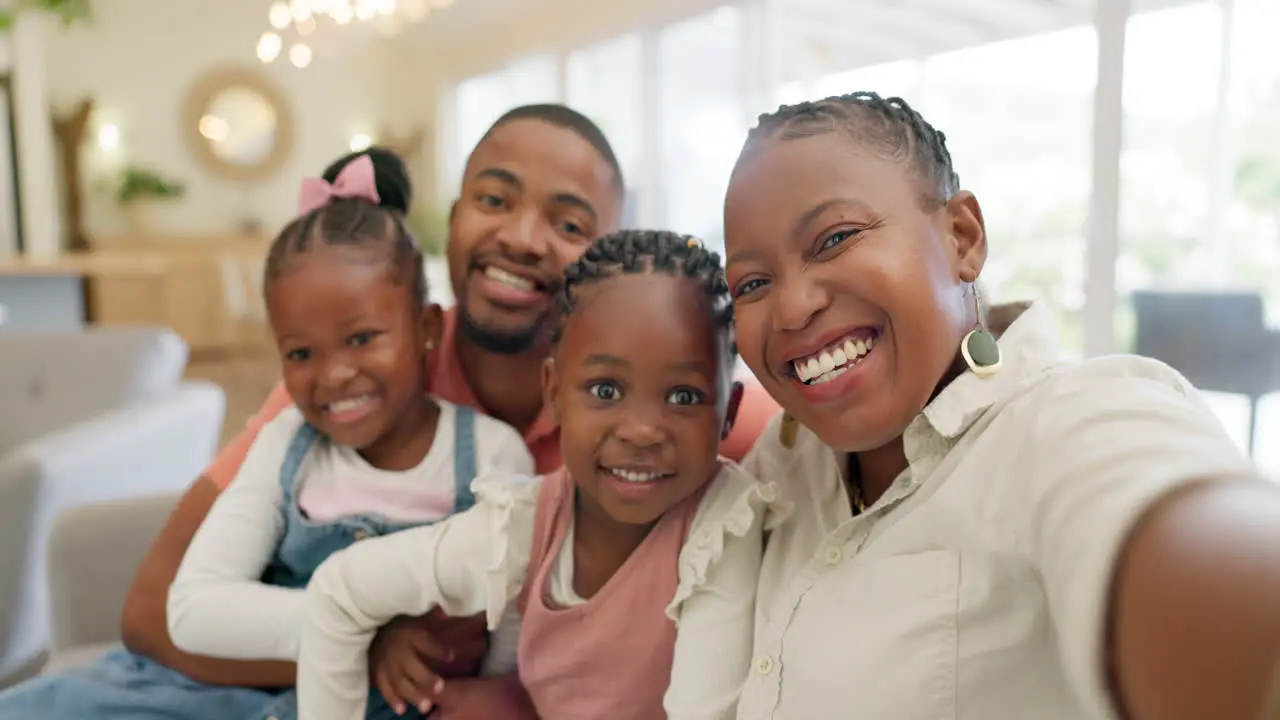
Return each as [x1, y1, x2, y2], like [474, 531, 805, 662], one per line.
[793, 336, 875, 384]
[484, 266, 536, 292]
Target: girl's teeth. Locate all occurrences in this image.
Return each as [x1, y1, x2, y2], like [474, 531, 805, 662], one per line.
[610, 468, 664, 483]
[329, 395, 371, 412]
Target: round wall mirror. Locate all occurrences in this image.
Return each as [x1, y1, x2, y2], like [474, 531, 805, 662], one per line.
[183, 68, 294, 182]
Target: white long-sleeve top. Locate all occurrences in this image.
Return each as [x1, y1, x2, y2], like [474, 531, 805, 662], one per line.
[297, 462, 779, 720]
[166, 403, 534, 663]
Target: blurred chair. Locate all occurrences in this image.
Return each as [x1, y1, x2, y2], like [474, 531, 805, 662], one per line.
[1131, 290, 1280, 455]
[0, 327, 225, 687]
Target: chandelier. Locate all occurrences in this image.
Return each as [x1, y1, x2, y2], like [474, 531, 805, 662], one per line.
[255, 0, 454, 69]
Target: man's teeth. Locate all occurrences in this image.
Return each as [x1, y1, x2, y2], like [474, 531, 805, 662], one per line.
[793, 336, 876, 384]
[328, 395, 373, 413]
[609, 468, 667, 483]
[484, 266, 536, 292]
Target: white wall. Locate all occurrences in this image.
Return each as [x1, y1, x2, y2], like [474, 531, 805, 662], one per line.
[44, 0, 400, 241]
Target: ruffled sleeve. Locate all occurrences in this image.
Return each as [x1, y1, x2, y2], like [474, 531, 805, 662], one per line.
[667, 460, 787, 620]
[472, 472, 544, 630]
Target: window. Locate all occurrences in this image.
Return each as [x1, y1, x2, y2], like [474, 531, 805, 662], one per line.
[769, 15, 1097, 353]
[448, 55, 559, 190]
[1115, 3, 1223, 348]
[656, 6, 747, 254]
[924, 27, 1097, 354]
[566, 34, 643, 225]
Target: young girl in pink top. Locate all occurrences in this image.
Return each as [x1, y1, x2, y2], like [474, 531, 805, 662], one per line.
[298, 230, 779, 720]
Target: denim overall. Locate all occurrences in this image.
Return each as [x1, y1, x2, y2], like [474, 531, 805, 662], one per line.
[0, 406, 479, 720]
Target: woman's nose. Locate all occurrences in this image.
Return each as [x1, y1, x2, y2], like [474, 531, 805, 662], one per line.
[772, 275, 830, 332]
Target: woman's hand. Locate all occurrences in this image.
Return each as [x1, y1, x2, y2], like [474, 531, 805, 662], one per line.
[368, 609, 488, 714]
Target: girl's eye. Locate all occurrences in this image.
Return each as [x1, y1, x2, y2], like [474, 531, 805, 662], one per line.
[285, 348, 311, 362]
[667, 388, 704, 406]
[588, 382, 622, 401]
[559, 220, 585, 237]
[734, 278, 768, 298]
[347, 331, 377, 347]
[819, 229, 858, 252]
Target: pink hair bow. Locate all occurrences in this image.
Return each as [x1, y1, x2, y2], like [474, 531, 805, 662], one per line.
[297, 153, 382, 215]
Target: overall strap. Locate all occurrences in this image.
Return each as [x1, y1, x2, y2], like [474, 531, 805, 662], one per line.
[451, 405, 478, 512]
[278, 422, 321, 503]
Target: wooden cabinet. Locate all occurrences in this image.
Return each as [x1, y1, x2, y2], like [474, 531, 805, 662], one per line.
[1, 235, 270, 357]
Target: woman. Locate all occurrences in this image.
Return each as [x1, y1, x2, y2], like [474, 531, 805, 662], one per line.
[723, 91, 1280, 719]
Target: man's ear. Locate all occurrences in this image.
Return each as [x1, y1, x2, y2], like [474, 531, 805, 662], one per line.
[541, 357, 562, 425]
[721, 381, 744, 440]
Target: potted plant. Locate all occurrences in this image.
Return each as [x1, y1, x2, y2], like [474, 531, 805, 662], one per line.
[0, 0, 93, 30]
[407, 206, 452, 303]
[116, 166, 185, 236]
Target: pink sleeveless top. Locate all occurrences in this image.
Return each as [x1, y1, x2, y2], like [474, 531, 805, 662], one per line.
[516, 469, 704, 720]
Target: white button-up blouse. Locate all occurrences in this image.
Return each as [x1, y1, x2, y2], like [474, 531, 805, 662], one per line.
[737, 303, 1261, 719]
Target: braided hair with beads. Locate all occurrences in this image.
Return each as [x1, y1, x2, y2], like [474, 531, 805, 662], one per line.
[739, 91, 959, 208]
[264, 198, 428, 306]
[553, 229, 735, 350]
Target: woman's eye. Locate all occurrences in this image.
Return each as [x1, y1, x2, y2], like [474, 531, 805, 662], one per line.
[819, 229, 858, 252]
[479, 194, 504, 209]
[734, 278, 768, 298]
[667, 388, 704, 406]
[588, 382, 622, 401]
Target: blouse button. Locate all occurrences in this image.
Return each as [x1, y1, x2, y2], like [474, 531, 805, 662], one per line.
[823, 546, 843, 566]
[757, 655, 775, 675]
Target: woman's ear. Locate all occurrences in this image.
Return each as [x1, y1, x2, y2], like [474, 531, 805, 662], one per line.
[541, 357, 562, 425]
[946, 190, 988, 282]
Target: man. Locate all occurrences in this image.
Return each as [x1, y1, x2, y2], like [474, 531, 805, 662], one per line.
[118, 104, 779, 715]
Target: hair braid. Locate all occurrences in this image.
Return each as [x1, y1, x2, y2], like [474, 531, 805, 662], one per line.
[739, 91, 959, 205]
[553, 230, 734, 352]
[263, 198, 428, 305]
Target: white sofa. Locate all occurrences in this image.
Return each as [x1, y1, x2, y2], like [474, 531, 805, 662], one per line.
[0, 327, 224, 687]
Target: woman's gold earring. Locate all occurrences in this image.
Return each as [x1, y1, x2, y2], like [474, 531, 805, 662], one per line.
[960, 285, 1001, 378]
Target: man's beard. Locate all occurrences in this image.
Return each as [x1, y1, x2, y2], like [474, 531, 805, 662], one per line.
[457, 304, 549, 356]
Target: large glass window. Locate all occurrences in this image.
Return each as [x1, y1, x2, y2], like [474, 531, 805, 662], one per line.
[566, 34, 643, 226]
[925, 27, 1097, 354]
[656, 6, 747, 253]
[449, 55, 559, 189]
[770, 13, 1097, 353]
[1115, 2, 1223, 347]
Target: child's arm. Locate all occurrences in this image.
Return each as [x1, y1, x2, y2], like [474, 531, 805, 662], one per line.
[298, 474, 541, 720]
[664, 465, 774, 720]
[165, 411, 304, 662]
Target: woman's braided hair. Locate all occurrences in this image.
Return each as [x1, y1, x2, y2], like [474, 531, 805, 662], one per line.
[553, 230, 735, 356]
[739, 91, 960, 207]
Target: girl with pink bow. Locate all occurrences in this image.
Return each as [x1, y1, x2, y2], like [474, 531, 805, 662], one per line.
[156, 153, 535, 719]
